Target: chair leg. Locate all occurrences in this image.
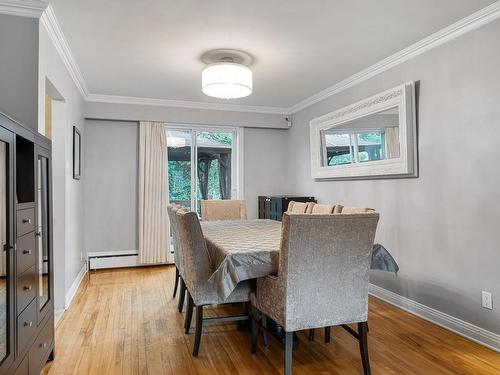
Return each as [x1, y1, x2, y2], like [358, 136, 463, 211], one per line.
[358, 322, 371, 375]
[325, 326, 331, 344]
[251, 306, 259, 354]
[184, 292, 194, 334]
[193, 305, 203, 356]
[177, 278, 186, 312]
[284, 331, 293, 375]
[261, 314, 269, 347]
[308, 329, 315, 342]
[173, 267, 180, 298]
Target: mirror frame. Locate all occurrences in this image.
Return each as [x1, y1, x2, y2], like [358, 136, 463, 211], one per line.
[309, 82, 417, 180]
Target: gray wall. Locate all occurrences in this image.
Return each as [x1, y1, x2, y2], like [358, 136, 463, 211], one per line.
[83, 120, 288, 253]
[0, 14, 38, 130]
[85, 101, 288, 129]
[244, 127, 289, 219]
[0, 15, 86, 310]
[288, 19, 500, 334]
[84, 120, 139, 252]
[39, 23, 86, 309]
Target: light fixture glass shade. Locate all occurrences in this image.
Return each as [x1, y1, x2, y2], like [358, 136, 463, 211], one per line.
[202, 62, 252, 99]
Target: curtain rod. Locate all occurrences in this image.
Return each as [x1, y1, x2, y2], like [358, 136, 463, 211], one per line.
[84, 117, 289, 130]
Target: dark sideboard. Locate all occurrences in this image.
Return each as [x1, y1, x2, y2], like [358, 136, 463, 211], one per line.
[0, 112, 54, 375]
[258, 195, 316, 221]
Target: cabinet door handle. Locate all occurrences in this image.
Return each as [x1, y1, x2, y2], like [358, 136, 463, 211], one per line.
[23, 249, 32, 255]
[23, 285, 32, 291]
[39, 342, 47, 349]
[24, 321, 33, 327]
[35, 231, 41, 237]
[22, 218, 31, 224]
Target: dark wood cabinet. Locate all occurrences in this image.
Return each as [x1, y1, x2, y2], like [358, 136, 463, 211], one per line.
[0, 112, 54, 375]
[258, 195, 316, 221]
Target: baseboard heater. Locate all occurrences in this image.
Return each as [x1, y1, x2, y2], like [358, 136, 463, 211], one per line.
[87, 250, 173, 271]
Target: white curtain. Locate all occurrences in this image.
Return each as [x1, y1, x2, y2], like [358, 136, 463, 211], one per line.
[138, 121, 170, 264]
[0, 142, 5, 276]
[385, 126, 400, 159]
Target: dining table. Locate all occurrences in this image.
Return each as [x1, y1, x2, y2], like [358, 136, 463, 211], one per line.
[201, 219, 399, 301]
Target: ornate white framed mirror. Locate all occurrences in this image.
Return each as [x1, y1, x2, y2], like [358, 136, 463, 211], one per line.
[309, 82, 417, 180]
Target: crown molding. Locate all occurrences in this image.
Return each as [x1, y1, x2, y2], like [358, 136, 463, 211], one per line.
[40, 4, 89, 98]
[288, 1, 500, 114]
[86, 94, 289, 115]
[0, 0, 47, 18]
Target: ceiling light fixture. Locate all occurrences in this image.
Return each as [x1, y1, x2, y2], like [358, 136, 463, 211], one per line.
[201, 50, 253, 100]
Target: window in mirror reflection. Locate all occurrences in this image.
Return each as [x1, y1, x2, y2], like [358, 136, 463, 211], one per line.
[321, 106, 400, 167]
[357, 131, 383, 162]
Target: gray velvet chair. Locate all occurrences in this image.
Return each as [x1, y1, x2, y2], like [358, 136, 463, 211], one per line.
[250, 212, 379, 375]
[200, 199, 247, 221]
[167, 204, 187, 313]
[175, 209, 251, 356]
[286, 200, 311, 214]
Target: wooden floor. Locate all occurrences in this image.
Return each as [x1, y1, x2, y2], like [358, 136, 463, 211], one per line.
[44, 266, 500, 375]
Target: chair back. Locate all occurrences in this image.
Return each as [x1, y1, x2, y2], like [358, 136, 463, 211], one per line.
[310, 204, 334, 214]
[286, 201, 311, 214]
[200, 200, 247, 221]
[309, 203, 343, 214]
[167, 204, 182, 271]
[278, 213, 379, 330]
[175, 210, 214, 292]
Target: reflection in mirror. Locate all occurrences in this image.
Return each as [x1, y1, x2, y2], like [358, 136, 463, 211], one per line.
[37, 156, 49, 310]
[321, 106, 400, 167]
[0, 141, 7, 361]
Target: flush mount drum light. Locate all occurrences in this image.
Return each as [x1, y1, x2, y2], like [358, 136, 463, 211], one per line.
[201, 49, 253, 99]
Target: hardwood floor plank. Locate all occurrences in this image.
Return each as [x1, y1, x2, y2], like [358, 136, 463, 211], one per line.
[43, 266, 500, 375]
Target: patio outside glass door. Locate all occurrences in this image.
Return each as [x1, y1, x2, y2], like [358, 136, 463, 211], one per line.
[166, 126, 239, 214]
[166, 129, 193, 210]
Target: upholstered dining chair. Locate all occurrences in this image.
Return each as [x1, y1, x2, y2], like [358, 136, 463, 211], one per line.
[175, 209, 251, 356]
[200, 199, 247, 221]
[286, 200, 314, 214]
[309, 203, 344, 214]
[250, 212, 379, 375]
[308, 205, 374, 343]
[167, 204, 188, 312]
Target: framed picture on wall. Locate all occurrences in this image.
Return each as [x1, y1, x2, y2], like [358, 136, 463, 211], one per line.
[73, 126, 81, 180]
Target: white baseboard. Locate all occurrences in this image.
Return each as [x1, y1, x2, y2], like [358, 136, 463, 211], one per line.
[65, 263, 87, 309]
[88, 250, 140, 270]
[87, 250, 173, 270]
[369, 283, 500, 353]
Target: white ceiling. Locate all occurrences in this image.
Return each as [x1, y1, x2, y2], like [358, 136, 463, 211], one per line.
[50, 0, 495, 109]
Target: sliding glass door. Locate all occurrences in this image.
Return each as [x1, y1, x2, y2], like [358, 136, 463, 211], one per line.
[166, 129, 193, 210]
[166, 125, 240, 214]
